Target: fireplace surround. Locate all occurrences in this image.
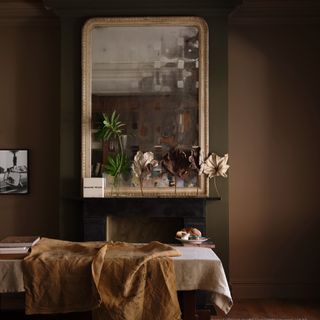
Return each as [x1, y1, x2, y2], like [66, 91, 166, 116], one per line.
[82, 197, 216, 242]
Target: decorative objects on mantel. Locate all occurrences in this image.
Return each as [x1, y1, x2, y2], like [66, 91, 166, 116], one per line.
[95, 111, 130, 195]
[132, 151, 158, 196]
[200, 153, 230, 198]
[91, 109, 230, 198]
[83, 177, 104, 198]
[161, 147, 195, 195]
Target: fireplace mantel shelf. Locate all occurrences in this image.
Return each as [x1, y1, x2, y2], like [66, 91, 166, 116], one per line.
[77, 197, 221, 201]
[68, 196, 221, 201]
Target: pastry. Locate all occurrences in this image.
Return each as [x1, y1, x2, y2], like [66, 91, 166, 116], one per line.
[176, 227, 202, 239]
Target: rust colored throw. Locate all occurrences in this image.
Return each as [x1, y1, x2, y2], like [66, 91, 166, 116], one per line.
[22, 238, 181, 320]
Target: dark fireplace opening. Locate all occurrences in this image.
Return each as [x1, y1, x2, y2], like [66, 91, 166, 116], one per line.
[107, 216, 183, 243]
[82, 198, 207, 242]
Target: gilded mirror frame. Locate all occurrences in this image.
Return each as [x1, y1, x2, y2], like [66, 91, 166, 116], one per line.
[82, 17, 209, 197]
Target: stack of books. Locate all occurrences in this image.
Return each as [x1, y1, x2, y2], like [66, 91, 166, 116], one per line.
[0, 236, 40, 259]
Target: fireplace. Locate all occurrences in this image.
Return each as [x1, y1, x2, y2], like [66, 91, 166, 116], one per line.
[82, 198, 208, 242]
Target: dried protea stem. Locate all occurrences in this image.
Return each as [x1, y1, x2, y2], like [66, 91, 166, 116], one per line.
[139, 176, 144, 196]
[196, 175, 199, 196]
[213, 176, 220, 198]
[174, 176, 177, 195]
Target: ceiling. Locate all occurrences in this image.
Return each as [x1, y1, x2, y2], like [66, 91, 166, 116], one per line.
[1, 0, 320, 24]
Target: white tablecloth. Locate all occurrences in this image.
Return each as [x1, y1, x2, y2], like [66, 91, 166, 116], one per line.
[0, 259, 24, 293]
[173, 246, 232, 313]
[0, 246, 232, 313]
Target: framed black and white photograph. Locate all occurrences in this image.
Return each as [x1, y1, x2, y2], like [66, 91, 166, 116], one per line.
[0, 149, 29, 194]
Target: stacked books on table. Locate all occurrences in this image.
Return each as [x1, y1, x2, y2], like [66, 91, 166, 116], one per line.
[0, 236, 40, 259]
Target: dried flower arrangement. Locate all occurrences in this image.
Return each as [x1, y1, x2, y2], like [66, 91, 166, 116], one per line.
[96, 111, 230, 197]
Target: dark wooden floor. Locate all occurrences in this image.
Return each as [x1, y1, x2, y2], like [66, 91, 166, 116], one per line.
[0, 310, 92, 320]
[212, 299, 320, 320]
[1, 300, 320, 319]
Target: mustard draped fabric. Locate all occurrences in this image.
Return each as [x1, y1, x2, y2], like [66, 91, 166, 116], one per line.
[22, 238, 181, 320]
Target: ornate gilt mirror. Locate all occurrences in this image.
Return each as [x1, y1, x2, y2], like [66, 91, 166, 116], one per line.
[82, 17, 209, 197]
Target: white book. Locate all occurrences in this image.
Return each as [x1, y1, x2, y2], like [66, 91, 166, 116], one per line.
[0, 246, 30, 254]
[83, 178, 104, 198]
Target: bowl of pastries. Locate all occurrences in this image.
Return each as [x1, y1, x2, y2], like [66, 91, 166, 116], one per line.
[175, 227, 209, 245]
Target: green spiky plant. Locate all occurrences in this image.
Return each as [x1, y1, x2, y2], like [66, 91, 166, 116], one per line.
[96, 111, 130, 190]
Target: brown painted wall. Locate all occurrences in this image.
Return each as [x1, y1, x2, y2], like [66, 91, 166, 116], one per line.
[229, 23, 320, 298]
[1, 1, 320, 300]
[0, 18, 60, 239]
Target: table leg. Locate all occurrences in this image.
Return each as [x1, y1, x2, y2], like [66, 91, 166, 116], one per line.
[178, 290, 196, 320]
[178, 291, 211, 320]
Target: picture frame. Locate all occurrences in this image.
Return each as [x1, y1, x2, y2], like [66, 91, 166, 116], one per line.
[82, 17, 209, 197]
[0, 149, 29, 195]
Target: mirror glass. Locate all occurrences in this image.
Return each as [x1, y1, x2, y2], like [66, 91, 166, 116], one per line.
[82, 17, 208, 197]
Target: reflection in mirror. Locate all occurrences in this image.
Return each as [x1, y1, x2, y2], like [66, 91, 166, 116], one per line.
[82, 17, 208, 197]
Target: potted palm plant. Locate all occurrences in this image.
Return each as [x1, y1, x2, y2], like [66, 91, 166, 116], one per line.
[96, 111, 130, 195]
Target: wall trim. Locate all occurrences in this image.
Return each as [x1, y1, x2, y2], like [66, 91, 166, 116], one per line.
[231, 279, 320, 299]
[0, 1, 58, 27]
[230, 0, 320, 24]
[43, 0, 242, 17]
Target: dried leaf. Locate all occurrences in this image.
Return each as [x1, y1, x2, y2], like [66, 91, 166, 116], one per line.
[161, 147, 191, 179]
[200, 153, 230, 179]
[188, 146, 202, 171]
[132, 151, 158, 179]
